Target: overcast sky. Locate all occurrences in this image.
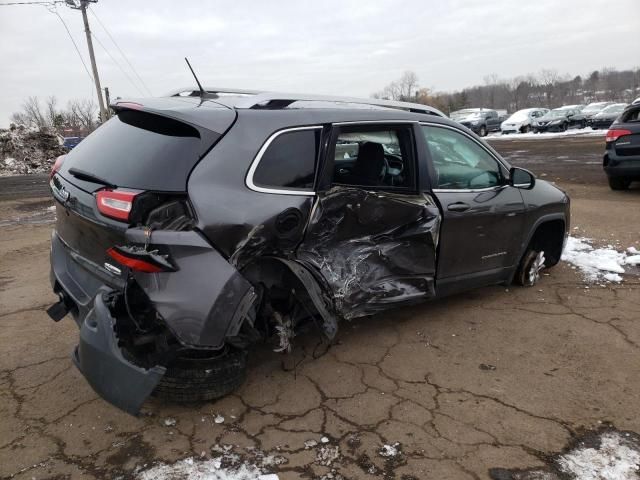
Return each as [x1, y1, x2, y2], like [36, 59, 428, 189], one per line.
[1, 0, 638, 126]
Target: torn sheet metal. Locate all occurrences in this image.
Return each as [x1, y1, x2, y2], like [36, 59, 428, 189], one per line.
[296, 187, 441, 319]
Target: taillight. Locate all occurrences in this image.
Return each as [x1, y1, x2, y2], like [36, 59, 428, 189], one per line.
[606, 129, 632, 143]
[50, 155, 66, 179]
[96, 189, 139, 222]
[107, 246, 175, 273]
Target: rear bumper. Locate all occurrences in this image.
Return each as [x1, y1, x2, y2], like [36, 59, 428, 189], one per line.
[50, 232, 165, 415]
[73, 289, 165, 415]
[49, 227, 257, 414]
[603, 154, 640, 179]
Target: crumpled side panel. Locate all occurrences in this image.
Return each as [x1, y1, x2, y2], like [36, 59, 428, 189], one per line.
[296, 187, 441, 319]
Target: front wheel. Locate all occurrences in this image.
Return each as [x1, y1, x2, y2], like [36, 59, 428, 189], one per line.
[521, 125, 531, 133]
[478, 126, 487, 137]
[515, 249, 546, 287]
[608, 177, 631, 190]
[153, 347, 248, 403]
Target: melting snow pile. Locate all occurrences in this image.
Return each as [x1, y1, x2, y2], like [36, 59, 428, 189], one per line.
[136, 444, 283, 480]
[136, 458, 278, 480]
[561, 237, 640, 283]
[557, 431, 640, 480]
[0, 125, 66, 176]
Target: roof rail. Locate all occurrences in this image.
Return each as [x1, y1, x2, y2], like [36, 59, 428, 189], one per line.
[165, 86, 444, 117]
[166, 86, 266, 97]
[233, 92, 445, 117]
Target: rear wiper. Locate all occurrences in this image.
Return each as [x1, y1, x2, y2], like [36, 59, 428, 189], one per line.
[68, 168, 117, 188]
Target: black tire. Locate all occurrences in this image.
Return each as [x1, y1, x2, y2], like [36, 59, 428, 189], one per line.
[514, 249, 546, 287]
[580, 120, 587, 129]
[533, 129, 539, 134]
[608, 177, 631, 191]
[153, 347, 248, 403]
[562, 122, 568, 132]
[479, 126, 487, 137]
[521, 125, 530, 133]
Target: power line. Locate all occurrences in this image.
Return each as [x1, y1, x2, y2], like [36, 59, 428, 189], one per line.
[88, 6, 153, 96]
[46, 5, 95, 84]
[91, 30, 145, 96]
[0, 1, 63, 5]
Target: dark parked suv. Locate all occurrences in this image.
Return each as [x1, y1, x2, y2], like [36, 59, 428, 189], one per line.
[603, 100, 640, 189]
[47, 89, 570, 414]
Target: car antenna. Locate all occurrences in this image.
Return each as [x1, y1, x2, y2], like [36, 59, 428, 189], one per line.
[184, 57, 206, 99]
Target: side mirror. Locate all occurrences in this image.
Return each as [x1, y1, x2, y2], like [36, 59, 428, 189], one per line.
[510, 167, 535, 189]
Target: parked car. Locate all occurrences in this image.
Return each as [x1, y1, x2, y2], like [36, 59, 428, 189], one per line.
[581, 101, 614, 120]
[62, 136, 84, 150]
[500, 108, 549, 134]
[450, 108, 501, 136]
[603, 101, 640, 189]
[590, 103, 627, 129]
[47, 89, 570, 414]
[533, 107, 587, 132]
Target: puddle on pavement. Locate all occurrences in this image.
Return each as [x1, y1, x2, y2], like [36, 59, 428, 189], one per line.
[490, 426, 640, 480]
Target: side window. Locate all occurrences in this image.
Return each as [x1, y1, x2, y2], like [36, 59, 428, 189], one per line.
[253, 128, 320, 191]
[422, 125, 504, 190]
[330, 126, 415, 190]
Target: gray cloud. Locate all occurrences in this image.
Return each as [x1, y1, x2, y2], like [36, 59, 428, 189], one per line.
[1, 0, 638, 126]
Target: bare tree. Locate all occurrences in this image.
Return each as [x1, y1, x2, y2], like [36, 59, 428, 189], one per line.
[11, 96, 48, 130]
[67, 99, 98, 132]
[373, 71, 419, 101]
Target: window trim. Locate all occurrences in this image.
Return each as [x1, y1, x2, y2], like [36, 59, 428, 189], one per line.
[245, 125, 322, 196]
[420, 122, 510, 193]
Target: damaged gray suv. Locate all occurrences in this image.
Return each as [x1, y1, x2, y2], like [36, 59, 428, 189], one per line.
[47, 88, 570, 415]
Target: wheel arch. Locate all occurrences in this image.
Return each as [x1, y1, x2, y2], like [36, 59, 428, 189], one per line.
[520, 214, 567, 268]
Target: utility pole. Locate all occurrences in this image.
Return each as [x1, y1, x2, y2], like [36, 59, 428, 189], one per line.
[66, 0, 107, 121]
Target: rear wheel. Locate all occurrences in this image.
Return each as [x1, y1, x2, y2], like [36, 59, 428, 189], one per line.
[515, 249, 546, 287]
[153, 347, 247, 403]
[608, 177, 631, 191]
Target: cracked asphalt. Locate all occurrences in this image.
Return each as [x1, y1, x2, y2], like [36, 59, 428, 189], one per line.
[1, 135, 639, 479]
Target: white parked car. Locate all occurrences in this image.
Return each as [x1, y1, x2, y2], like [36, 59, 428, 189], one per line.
[500, 108, 549, 134]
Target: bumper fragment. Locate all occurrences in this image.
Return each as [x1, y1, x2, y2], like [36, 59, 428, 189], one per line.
[74, 288, 166, 415]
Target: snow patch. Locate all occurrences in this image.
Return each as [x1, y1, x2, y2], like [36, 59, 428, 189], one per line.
[486, 129, 606, 141]
[379, 442, 401, 457]
[561, 236, 637, 283]
[557, 431, 640, 480]
[136, 458, 279, 480]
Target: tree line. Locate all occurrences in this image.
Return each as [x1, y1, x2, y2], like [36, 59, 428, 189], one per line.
[373, 67, 640, 114]
[10, 96, 98, 136]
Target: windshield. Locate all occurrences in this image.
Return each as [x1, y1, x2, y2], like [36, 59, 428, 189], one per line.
[544, 110, 568, 119]
[601, 104, 626, 114]
[508, 110, 533, 122]
[451, 109, 481, 119]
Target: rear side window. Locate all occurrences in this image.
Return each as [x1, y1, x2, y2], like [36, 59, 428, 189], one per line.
[621, 107, 640, 123]
[252, 128, 320, 191]
[61, 110, 211, 192]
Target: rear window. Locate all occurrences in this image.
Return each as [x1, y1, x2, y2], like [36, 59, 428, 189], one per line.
[252, 128, 321, 191]
[61, 110, 213, 191]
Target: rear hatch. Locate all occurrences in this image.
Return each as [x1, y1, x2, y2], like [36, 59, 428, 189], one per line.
[51, 98, 235, 284]
[611, 105, 640, 157]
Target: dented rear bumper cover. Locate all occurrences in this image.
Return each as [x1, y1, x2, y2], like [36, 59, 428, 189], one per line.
[49, 229, 257, 414]
[73, 289, 166, 415]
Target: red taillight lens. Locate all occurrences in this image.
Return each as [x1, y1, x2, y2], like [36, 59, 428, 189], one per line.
[107, 247, 163, 273]
[606, 129, 632, 143]
[96, 189, 139, 222]
[50, 155, 66, 179]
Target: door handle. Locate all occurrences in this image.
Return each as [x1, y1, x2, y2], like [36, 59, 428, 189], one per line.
[447, 202, 470, 212]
